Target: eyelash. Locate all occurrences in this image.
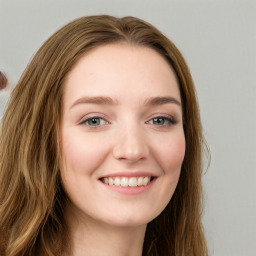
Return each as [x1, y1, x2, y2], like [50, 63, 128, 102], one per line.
[80, 116, 108, 128]
[146, 115, 177, 126]
[79, 115, 177, 129]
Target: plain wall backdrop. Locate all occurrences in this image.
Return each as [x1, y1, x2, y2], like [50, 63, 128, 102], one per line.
[0, 0, 255, 255]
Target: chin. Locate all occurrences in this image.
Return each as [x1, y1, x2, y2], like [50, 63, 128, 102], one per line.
[97, 207, 162, 229]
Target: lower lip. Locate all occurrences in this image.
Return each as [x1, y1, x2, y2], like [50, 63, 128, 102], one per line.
[100, 179, 156, 195]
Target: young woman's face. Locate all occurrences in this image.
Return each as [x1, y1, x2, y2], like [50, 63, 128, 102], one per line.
[60, 43, 185, 227]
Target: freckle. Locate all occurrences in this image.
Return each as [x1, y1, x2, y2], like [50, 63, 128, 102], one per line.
[0, 72, 8, 90]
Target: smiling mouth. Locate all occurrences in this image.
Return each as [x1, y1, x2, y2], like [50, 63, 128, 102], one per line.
[99, 176, 156, 187]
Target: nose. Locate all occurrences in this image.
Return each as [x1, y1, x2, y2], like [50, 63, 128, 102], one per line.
[112, 125, 149, 163]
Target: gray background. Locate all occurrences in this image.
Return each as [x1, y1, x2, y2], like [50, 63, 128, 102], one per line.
[0, 0, 255, 255]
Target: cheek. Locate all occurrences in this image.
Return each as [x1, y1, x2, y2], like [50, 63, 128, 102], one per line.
[150, 133, 185, 217]
[160, 134, 186, 172]
[155, 132, 185, 197]
[60, 131, 108, 176]
[169, 138, 186, 164]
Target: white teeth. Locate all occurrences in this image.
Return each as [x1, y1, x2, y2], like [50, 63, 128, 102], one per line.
[142, 177, 149, 186]
[121, 177, 128, 187]
[137, 177, 143, 186]
[114, 177, 121, 186]
[128, 177, 137, 187]
[109, 177, 114, 186]
[102, 176, 151, 187]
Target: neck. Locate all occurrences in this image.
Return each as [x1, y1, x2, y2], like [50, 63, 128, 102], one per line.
[64, 205, 147, 256]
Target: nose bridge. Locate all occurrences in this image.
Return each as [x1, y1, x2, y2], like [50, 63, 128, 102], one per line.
[112, 119, 149, 162]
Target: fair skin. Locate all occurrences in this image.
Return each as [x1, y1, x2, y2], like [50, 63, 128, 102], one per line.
[60, 43, 185, 256]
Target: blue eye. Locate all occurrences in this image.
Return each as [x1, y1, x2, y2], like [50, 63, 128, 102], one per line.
[82, 117, 107, 127]
[148, 116, 176, 126]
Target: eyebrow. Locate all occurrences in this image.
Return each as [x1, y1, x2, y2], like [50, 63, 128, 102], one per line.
[144, 96, 181, 107]
[70, 96, 118, 109]
[70, 95, 181, 109]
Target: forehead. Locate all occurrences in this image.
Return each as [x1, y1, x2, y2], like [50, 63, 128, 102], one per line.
[63, 43, 180, 106]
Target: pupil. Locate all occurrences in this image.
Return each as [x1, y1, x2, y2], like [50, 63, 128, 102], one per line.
[90, 118, 99, 126]
[154, 118, 164, 125]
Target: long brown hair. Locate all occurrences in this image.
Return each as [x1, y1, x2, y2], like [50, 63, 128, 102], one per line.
[0, 15, 208, 256]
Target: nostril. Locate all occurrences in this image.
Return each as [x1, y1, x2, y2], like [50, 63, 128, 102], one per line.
[112, 142, 149, 163]
[0, 72, 8, 90]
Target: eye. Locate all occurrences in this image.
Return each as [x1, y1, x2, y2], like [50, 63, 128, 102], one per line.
[151, 117, 166, 125]
[147, 116, 176, 126]
[81, 117, 108, 127]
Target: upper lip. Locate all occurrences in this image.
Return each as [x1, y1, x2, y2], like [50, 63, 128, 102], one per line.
[98, 171, 158, 179]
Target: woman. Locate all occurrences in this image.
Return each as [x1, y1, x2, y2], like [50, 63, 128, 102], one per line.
[0, 15, 208, 256]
